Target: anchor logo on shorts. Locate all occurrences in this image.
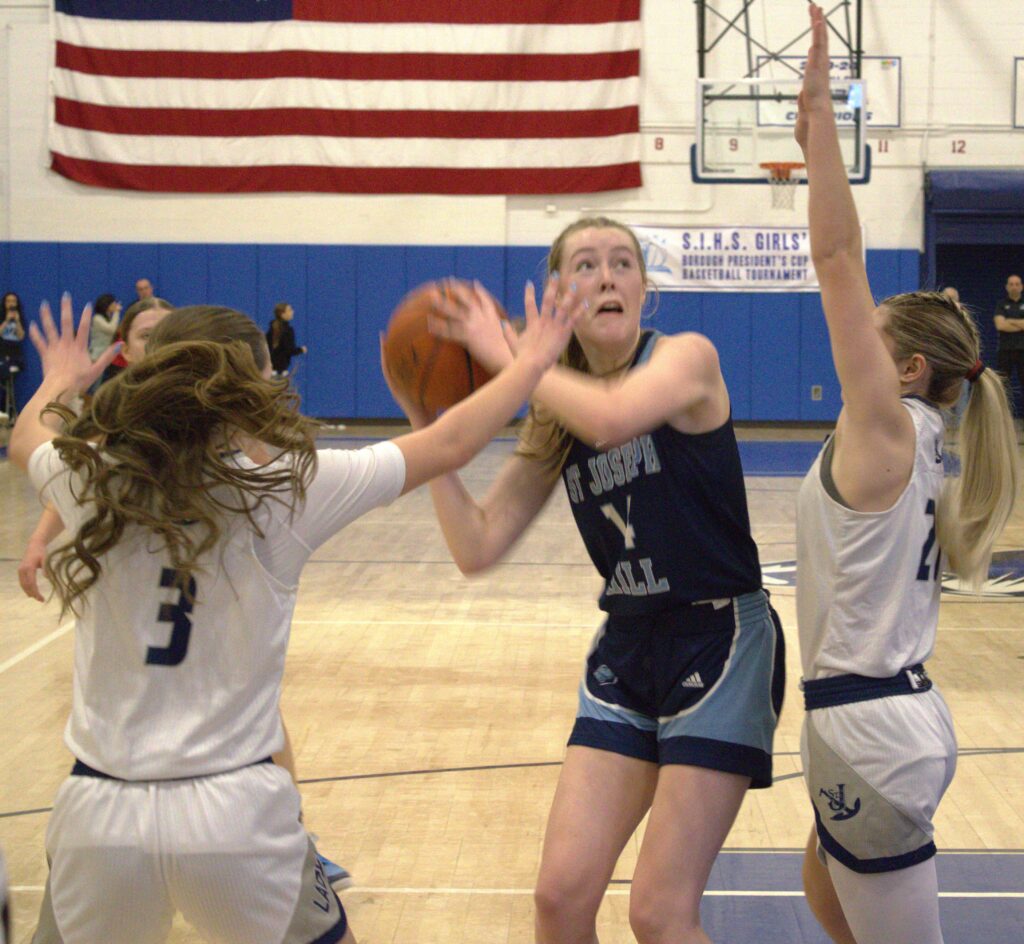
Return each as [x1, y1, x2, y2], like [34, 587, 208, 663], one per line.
[819, 783, 862, 821]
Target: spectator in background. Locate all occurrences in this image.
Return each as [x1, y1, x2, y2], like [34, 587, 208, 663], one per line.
[135, 277, 154, 302]
[267, 302, 306, 377]
[89, 293, 122, 363]
[1, 291, 26, 416]
[101, 296, 173, 385]
[994, 274, 1024, 419]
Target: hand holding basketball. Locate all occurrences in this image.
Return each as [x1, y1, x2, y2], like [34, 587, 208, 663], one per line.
[382, 281, 504, 418]
[516, 272, 585, 372]
[380, 331, 429, 427]
[427, 280, 515, 375]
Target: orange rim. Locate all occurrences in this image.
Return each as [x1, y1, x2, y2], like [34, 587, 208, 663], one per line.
[759, 161, 806, 180]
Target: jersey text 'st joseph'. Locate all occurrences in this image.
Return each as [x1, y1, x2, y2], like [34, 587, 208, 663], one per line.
[561, 330, 762, 616]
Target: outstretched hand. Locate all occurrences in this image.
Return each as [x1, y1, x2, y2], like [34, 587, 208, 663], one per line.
[29, 294, 120, 394]
[517, 273, 586, 373]
[427, 280, 515, 375]
[795, 3, 830, 152]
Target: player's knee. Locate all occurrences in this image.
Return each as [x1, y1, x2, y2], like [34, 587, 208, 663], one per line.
[628, 885, 700, 944]
[533, 868, 603, 926]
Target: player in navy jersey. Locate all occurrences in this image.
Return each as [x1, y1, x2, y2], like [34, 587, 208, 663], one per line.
[394, 222, 785, 944]
[9, 296, 578, 944]
[795, 8, 1019, 943]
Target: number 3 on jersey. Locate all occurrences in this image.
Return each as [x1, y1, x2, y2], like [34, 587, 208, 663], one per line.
[146, 568, 197, 666]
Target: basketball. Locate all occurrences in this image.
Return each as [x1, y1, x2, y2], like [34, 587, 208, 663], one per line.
[382, 281, 502, 415]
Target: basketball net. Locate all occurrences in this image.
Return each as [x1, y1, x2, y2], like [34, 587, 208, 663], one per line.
[760, 162, 805, 210]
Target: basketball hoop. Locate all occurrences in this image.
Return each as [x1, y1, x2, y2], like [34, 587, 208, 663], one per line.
[760, 161, 805, 210]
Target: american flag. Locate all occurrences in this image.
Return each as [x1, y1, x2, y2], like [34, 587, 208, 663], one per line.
[50, 1, 642, 195]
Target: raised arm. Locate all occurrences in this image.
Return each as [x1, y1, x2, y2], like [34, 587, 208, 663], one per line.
[796, 5, 917, 511]
[530, 332, 724, 448]
[387, 276, 579, 498]
[382, 369, 559, 574]
[796, 5, 905, 433]
[430, 280, 728, 450]
[386, 280, 576, 573]
[9, 296, 120, 469]
[91, 308, 120, 334]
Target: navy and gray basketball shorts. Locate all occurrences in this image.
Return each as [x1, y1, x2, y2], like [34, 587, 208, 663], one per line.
[568, 589, 785, 788]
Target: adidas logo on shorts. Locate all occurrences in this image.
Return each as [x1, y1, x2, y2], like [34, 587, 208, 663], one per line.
[681, 672, 704, 689]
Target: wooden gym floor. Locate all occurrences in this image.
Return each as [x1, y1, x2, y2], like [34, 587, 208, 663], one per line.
[1, 428, 1022, 943]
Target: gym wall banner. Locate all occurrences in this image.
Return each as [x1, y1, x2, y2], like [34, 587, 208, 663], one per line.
[633, 225, 831, 293]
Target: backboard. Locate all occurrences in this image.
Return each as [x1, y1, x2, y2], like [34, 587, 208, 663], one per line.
[693, 77, 871, 185]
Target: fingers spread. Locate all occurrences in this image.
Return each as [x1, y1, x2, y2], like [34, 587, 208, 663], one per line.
[75, 303, 94, 346]
[523, 280, 540, 324]
[39, 301, 58, 344]
[28, 321, 48, 357]
[426, 313, 455, 340]
[60, 293, 74, 338]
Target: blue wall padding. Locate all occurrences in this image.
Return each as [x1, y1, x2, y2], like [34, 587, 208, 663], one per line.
[303, 246, 358, 418]
[158, 243, 210, 304]
[0, 242, 918, 421]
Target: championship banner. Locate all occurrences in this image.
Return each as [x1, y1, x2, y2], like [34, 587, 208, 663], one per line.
[634, 224, 819, 292]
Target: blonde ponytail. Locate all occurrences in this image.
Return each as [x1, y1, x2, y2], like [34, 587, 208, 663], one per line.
[883, 292, 1020, 590]
[936, 367, 1020, 590]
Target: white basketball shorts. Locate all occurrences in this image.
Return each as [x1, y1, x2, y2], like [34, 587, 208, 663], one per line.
[32, 761, 346, 944]
[802, 686, 957, 873]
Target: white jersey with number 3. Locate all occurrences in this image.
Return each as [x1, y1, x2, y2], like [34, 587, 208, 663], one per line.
[28, 440, 406, 781]
[796, 397, 946, 681]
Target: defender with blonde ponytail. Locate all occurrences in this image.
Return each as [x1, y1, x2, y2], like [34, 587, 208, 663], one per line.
[794, 9, 1019, 944]
[882, 292, 1020, 591]
[8, 291, 578, 944]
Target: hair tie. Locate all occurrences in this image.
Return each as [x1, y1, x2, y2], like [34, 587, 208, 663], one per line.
[965, 359, 985, 384]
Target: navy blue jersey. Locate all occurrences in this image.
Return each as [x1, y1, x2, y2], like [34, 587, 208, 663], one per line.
[561, 330, 762, 616]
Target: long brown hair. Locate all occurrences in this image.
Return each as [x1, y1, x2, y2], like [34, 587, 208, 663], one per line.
[44, 305, 319, 615]
[516, 216, 650, 472]
[883, 291, 1020, 589]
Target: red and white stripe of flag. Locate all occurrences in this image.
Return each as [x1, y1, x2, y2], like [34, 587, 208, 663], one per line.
[49, 4, 643, 194]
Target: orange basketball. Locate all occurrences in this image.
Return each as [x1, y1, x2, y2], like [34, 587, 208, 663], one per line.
[382, 281, 502, 415]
